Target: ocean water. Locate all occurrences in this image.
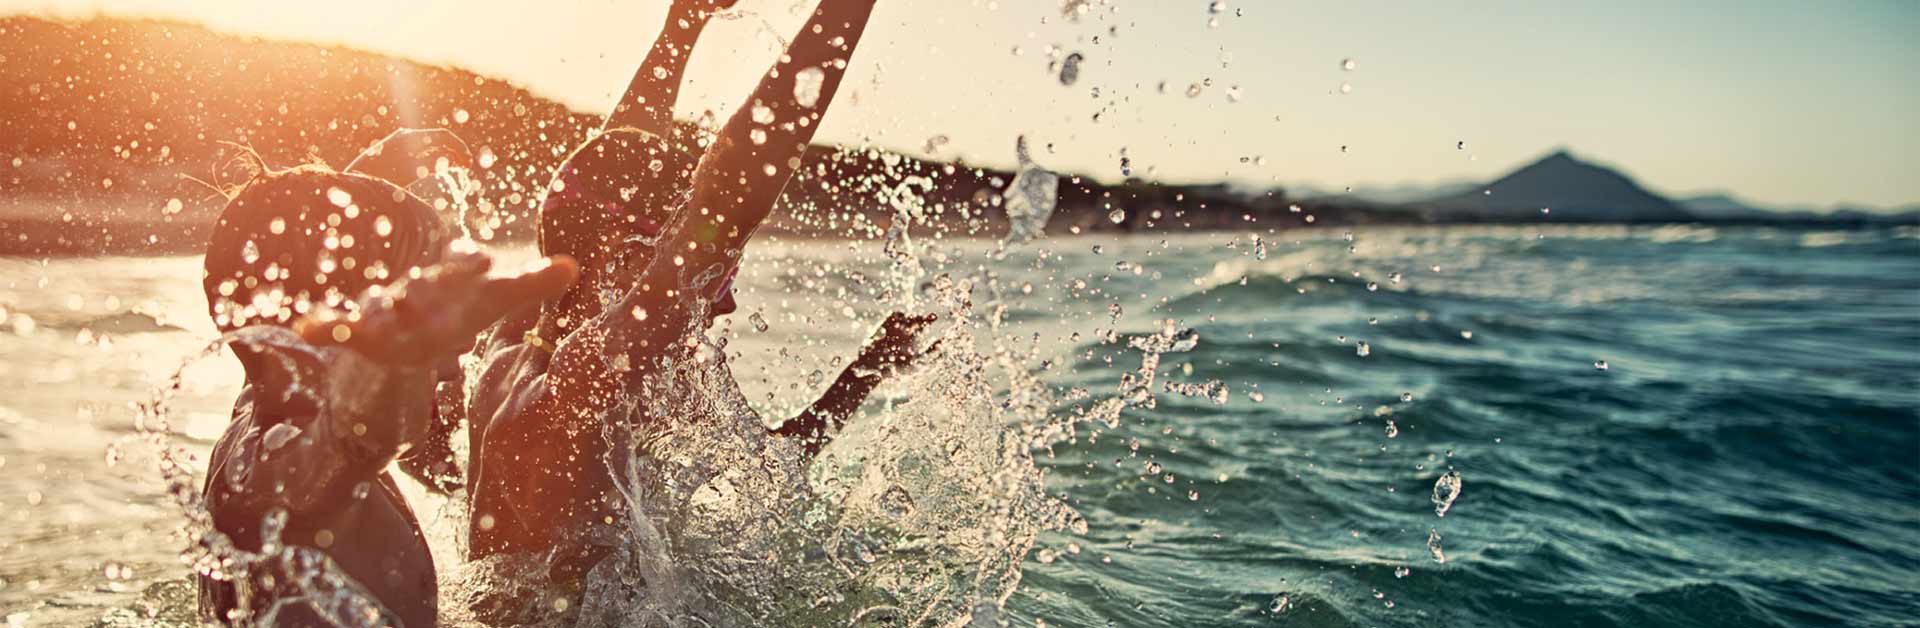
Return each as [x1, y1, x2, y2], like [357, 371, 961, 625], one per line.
[1, 224, 1916, 627]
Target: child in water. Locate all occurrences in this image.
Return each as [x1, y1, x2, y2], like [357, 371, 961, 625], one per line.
[416, 0, 931, 620]
[195, 134, 578, 626]
[201, 0, 917, 622]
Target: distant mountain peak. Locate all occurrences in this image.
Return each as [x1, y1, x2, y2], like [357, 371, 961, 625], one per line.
[1417, 149, 1691, 222]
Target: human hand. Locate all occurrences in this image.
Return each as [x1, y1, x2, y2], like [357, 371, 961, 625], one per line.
[344, 128, 474, 186]
[297, 252, 579, 365]
[853, 312, 939, 377]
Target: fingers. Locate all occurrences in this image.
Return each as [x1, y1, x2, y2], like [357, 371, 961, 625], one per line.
[500, 255, 580, 303]
[295, 255, 578, 360]
[888, 312, 937, 337]
[463, 256, 580, 327]
[295, 310, 356, 347]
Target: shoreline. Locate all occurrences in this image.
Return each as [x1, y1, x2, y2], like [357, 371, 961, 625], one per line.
[3, 218, 1910, 258]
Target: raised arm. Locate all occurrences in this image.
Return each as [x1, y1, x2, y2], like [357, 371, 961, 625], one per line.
[533, 0, 882, 422]
[602, 0, 735, 133]
[775, 312, 935, 456]
[679, 0, 879, 251]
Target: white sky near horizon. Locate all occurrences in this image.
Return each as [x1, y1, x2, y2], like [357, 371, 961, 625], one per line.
[7, 0, 1919, 209]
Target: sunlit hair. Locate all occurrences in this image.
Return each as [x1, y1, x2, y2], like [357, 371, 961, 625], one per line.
[201, 163, 449, 339]
[538, 127, 700, 269]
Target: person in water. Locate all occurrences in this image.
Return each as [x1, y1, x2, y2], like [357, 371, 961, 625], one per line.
[196, 134, 579, 626]
[393, 0, 923, 619]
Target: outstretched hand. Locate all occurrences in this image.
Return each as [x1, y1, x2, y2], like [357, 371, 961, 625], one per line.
[853, 312, 940, 377]
[297, 252, 579, 364]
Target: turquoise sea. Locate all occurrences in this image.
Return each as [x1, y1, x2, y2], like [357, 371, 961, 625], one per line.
[0, 224, 1916, 627]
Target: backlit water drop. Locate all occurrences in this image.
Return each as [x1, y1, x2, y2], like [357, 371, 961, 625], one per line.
[1433, 470, 1463, 517]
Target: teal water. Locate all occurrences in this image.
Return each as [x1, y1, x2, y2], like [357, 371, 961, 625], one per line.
[1001, 225, 1920, 627]
[0, 225, 1915, 626]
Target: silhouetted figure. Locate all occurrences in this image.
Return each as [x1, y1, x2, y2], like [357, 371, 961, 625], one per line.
[196, 140, 576, 626]
[458, 0, 931, 621]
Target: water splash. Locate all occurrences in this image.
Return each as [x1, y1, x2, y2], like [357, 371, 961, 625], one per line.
[1001, 136, 1059, 246]
[1433, 470, 1463, 517]
[793, 67, 825, 108]
[1426, 528, 1447, 564]
[1057, 52, 1085, 86]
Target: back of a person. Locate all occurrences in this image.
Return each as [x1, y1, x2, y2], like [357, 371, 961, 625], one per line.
[196, 164, 451, 627]
[199, 393, 436, 628]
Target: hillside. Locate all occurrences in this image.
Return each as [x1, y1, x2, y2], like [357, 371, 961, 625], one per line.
[1679, 193, 1779, 220]
[0, 15, 600, 253]
[0, 15, 1427, 255]
[1418, 150, 1692, 223]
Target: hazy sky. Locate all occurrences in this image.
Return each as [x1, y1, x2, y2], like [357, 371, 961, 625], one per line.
[10, 0, 1920, 208]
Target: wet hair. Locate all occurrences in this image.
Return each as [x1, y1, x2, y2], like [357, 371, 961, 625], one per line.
[538, 127, 700, 269]
[201, 164, 449, 340]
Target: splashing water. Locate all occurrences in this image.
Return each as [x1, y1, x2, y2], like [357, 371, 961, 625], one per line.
[1057, 52, 1085, 86]
[1001, 136, 1059, 246]
[1432, 470, 1463, 517]
[1426, 528, 1447, 564]
[131, 255, 1123, 626]
[793, 67, 825, 109]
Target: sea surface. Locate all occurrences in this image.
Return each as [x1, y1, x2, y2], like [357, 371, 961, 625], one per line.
[1, 224, 1916, 627]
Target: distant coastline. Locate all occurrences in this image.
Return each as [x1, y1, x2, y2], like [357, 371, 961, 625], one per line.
[1, 15, 1912, 257]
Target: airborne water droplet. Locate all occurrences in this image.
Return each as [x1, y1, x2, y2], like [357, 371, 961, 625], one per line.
[793, 66, 826, 108]
[241, 240, 261, 264]
[1427, 528, 1447, 563]
[1432, 470, 1463, 517]
[749, 312, 770, 332]
[1108, 209, 1126, 224]
[1058, 52, 1084, 86]
[878, 485, 916, 518]
[261, 423, 301, 451]
[1169, 328, 1200, 352]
